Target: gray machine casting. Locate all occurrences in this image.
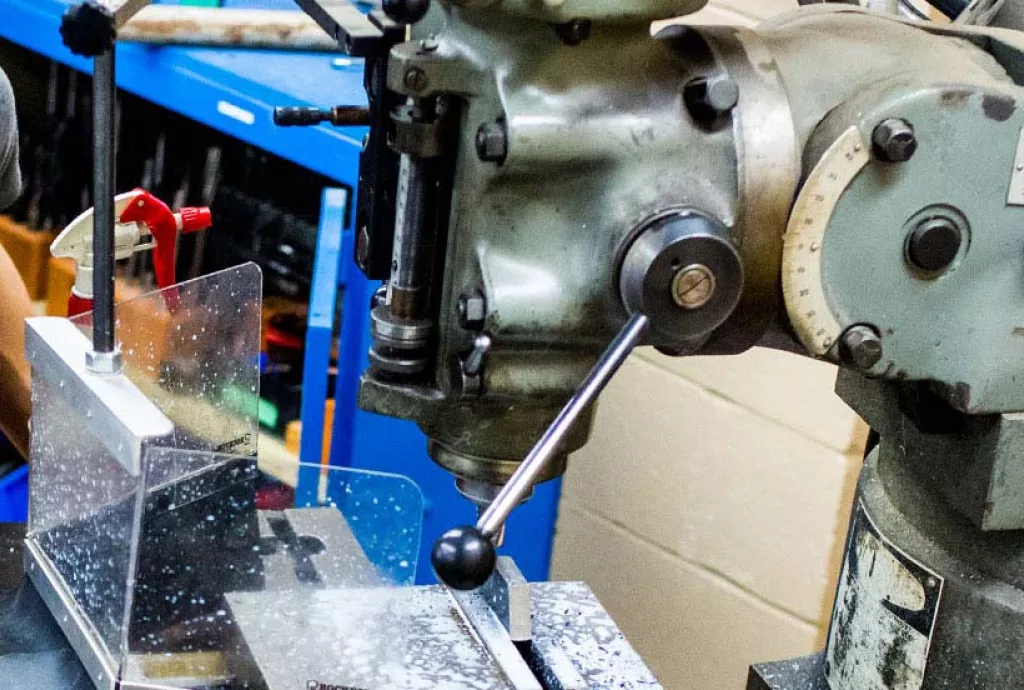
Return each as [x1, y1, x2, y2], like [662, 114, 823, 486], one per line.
[289, 0, 1024, 687]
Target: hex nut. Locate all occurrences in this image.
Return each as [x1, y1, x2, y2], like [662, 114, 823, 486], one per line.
[872, 118, 917, 163]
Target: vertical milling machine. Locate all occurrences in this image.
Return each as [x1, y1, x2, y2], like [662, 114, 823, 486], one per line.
[289, 0, 1024, 686]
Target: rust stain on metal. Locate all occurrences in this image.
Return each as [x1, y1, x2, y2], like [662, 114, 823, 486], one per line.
[939, 89, 971, 109]
[122, 8, 335, 50]
[124, 18, 204, 38]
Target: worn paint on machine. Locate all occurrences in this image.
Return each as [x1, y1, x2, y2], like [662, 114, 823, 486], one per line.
[825, 501, 943, 690]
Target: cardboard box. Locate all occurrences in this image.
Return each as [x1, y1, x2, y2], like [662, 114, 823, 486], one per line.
[0, 215, 55, 300]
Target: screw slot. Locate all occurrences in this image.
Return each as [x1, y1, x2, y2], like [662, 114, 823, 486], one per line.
[671, 264, 716, 310]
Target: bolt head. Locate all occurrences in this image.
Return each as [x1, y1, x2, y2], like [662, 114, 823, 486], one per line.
[403, 67, 429, 93]
[684, 76, 739, 122]
[872, 118, 917, 163]
[458, 293, 486, 329]
[839, 325, 883, 370]
[671, 264, 716, 310]
[907, 217, 961, 273]
[475, 122, 508, 163]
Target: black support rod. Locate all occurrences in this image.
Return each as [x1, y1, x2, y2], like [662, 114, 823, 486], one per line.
[92, 48, 116, 354]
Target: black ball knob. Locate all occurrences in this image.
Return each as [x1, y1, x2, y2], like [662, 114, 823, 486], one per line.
[61, 2, 115, 57]
[431, 525, 496, 591]
[383, 0, 431, 25]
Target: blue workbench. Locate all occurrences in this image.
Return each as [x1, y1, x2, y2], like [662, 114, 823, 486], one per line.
[0, 0, 562, 585]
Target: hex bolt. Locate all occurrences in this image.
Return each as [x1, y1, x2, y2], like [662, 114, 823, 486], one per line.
[404, 67, 430, 93]
[671, 264, 716, 310]
[907, 216, 961, 273]
[872, 118, 917, 163]
[475, 122, 508, 163]
[839, 325, 883, 370]
[458, 292, 487, 329]
[684, 75, 740, 122]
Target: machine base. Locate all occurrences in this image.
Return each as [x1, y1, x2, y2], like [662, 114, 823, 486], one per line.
[747, 653, 828, 690]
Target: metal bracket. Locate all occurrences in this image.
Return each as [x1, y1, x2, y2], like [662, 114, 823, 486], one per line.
[25, 317, 173, 475]
[293, 0, 402, 56]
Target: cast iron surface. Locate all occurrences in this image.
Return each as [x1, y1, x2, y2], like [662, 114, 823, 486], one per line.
[747, 653, 828, 690]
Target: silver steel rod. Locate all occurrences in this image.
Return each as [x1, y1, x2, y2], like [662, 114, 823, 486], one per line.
[477, 313, 650, 537]
[92, 48, 116, 354]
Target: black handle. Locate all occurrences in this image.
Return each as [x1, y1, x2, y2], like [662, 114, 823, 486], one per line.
[431, 525, 496, 591]
[273, 106, 371, 127]
[60, 1, 115, 57]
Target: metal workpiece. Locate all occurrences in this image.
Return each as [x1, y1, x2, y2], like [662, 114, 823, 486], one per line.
[619, 209, 742, 348]
[229, 585, 525, 690]
[530, 582, 661, 690]
[228, 579, 657, 690]
[450, 588, 543, 690]
[479, 557, 532, 643]
[25, 318, 172, 475]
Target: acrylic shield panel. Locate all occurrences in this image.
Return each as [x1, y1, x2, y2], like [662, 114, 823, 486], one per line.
[26, 263, 424, 689]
